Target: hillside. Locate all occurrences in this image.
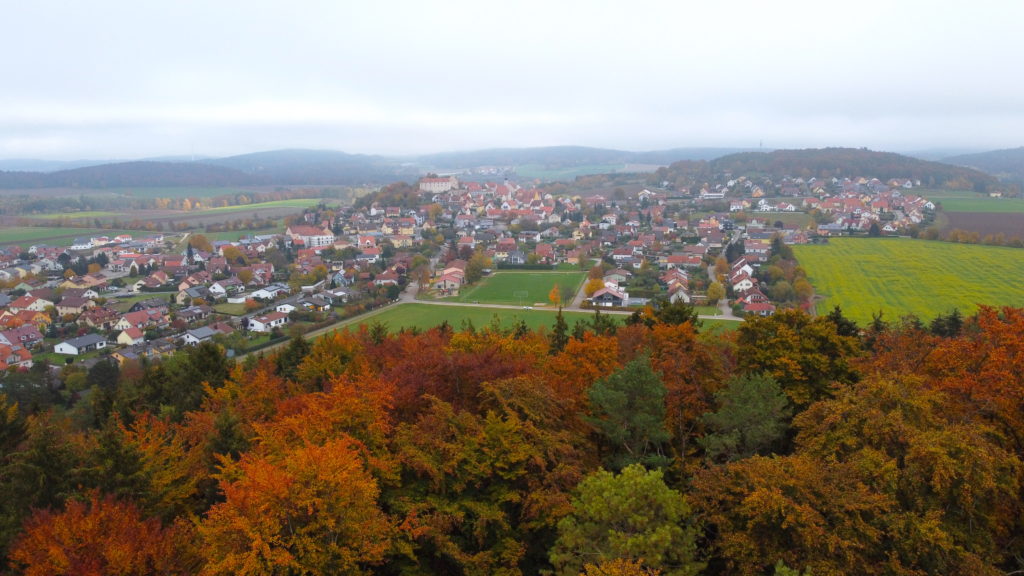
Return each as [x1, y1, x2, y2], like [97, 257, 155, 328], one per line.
[0, 161, 258, 189]
[944, 147, 1024, 184]
[6, 147, 993, 191]
[201, 149, 412, 185]
[414, 146, 751, 170]
[0, 146, 758, 190]
[705, 148, 999, 191]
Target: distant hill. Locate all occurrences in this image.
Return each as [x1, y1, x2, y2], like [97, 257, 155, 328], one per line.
[415, 146, 754, 171]
[0, 146, 758, 189]
[201, 149, 411, 185]
[14, 146, 989, 191]
[0, 161, 257, 189]
[708, 148, 999, 191]
[900, 148, 989, 162]
[943, 147, 1024, 184]
[0, 159, 117, 173]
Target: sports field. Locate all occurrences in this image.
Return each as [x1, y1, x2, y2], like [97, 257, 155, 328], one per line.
[794, 237, 1024, 324]
[452, 271, 587, 306]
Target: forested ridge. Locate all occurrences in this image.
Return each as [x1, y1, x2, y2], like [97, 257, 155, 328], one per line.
[2, 305, 1024, 575]
[649, 148, 1001, 193]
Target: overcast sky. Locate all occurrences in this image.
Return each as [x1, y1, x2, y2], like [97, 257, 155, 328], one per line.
[3, 0, 1022, 160]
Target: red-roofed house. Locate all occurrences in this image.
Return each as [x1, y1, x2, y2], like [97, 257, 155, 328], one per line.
[248, 311, 289, 333]
[286, 225, 335, 249]
[117, 326, 146, 346]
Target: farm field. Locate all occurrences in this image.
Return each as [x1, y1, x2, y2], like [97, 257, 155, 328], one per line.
[794, 237, 1024, 324]
[111, 186, 279, 200]
[188, 198, 331, 216]
[450, 271, 587, 306]
[922, 189, 1024, 214]
[514, 163, 624, 181]
[942, 212, 1024, 239]
[0, 227, 144, 247]
[24, 210, 121, 220]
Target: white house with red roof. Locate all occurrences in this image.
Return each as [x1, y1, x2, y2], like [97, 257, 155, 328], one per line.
[286, 225, 335, 249]
[248, 311, 290, 333]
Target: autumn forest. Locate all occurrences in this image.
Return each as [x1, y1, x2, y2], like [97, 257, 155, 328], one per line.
[3, 304, 1024, 575]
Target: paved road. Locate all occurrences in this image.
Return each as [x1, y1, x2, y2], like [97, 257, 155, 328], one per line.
[716, 296, 741, 320]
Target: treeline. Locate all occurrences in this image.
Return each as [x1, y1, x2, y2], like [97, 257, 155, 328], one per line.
[920, 227, 1024, 247]
[3, 305, 1024, 575]
[353, 181, 420, 210]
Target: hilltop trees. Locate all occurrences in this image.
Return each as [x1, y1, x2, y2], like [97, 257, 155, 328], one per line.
[586, 357, 671, 471]
[550, 465, 703, 576]
[5, 307, 1024, 574]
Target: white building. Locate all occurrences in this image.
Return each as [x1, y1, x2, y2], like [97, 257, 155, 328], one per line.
[248, 311, 290, 333]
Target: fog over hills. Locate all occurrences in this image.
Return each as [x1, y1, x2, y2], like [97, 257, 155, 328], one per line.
[0, 145, 1014, 190]
[943, 147, 1024, 185]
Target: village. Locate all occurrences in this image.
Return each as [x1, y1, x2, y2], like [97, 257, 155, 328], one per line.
[0, 171, 938, 372]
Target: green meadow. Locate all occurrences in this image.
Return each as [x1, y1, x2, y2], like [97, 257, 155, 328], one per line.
[335, 303, 740, 334]
[451, 271, 587, 306]
[338, 303, 608, 332]
[112, 187, 270, 199]
[189, 198, 332, 215]
[794, 237, 1024, 324]
[0, 227, 143, 247]
[25, 211, 121, 220]
[514, 164, 625, 181]
[921, 189, 1024, 213]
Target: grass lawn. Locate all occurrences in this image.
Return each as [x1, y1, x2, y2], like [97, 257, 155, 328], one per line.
[35, 349, 110, 366]
[200, 225, 286, 242]
[701, 319, 742, 333]
[451, 271, 586, 306]
[794, 237, 1024, 325]
[335, 303, 616, 333]
[330, 302, 740, 335]
[746, 212, 813, 228]
[107, 292, 176, 313]
[555, 262, 591, 272]
[214, 302, 249, 316]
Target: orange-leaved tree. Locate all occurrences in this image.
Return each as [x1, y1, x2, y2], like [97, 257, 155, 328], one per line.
[199, 437, 392, 576]
[10, 491, 199, 576]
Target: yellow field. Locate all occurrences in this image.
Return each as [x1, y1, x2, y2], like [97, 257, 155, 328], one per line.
[794, 238, 1024, 324]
